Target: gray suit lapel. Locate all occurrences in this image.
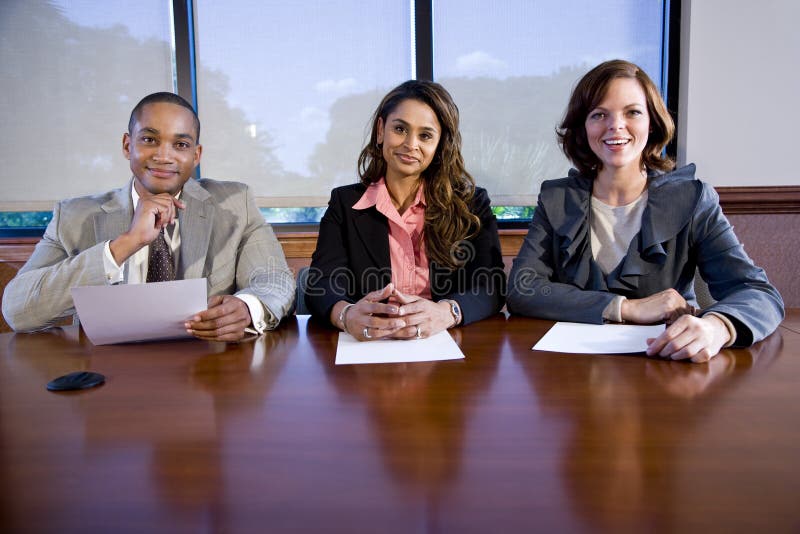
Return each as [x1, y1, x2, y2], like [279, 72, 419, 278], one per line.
[552, 173, 593, 289]
[94, 182, 133, 243]
[179, 179, 214, 280]
[609, 167, 700, 292]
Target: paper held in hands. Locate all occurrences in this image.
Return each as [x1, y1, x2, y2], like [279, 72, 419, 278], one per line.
[336, 330, 465, 365]
[71, 278, 208, 345]
[532, 322, 666, 354]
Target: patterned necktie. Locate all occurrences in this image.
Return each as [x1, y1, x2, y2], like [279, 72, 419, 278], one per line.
[146, 228, 175, 283]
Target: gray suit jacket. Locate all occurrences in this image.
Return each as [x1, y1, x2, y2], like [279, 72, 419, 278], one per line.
[507, 164, 784, 346]
[2, 178, 295, 332]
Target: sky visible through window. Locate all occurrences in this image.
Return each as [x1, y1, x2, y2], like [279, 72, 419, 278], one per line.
[3, 1, 665, 226]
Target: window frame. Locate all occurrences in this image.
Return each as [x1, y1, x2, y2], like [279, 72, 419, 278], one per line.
[0, 0, 679, 237]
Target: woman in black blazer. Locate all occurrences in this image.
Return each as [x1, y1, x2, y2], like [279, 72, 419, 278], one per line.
[306, 80, 505, 341]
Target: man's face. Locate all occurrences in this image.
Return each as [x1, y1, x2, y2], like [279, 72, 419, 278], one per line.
[123, 102, 202, 197]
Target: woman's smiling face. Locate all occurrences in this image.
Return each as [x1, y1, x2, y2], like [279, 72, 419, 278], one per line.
[584, 77, 650, 175]
[377, 98, 441, 182]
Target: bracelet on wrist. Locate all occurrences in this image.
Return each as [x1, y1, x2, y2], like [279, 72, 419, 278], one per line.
[338, 303, 355, 334]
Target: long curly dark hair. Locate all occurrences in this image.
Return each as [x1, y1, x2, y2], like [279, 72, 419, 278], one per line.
[358, 80, 479, 270]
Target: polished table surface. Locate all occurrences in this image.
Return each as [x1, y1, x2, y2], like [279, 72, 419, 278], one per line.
[1, 313, 799, 533]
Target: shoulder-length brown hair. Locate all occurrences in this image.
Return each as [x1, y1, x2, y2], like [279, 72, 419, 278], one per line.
[358, 80, 479, 270]
[557, 60, 675, 177]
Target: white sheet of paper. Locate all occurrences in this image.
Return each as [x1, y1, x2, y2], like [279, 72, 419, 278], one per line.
[71, 279, 208, 345]
[336, 330, 465, 365]
[532, 322, 666, 354]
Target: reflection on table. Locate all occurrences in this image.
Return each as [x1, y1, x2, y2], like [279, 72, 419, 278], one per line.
[1, 314, 798, 533]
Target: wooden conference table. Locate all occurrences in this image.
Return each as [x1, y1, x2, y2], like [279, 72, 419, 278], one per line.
[1, 312, 799, 533]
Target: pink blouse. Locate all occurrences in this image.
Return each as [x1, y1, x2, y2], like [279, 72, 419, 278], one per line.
[352, 178, 431, 299]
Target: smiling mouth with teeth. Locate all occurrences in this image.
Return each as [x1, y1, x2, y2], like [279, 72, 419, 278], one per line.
[604, 139, 630, 145]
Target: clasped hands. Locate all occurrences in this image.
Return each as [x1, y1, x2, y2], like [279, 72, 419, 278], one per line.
[109, 192, 254, 342]
[334, 284, 457, 342]
[621, 288, 732, 363]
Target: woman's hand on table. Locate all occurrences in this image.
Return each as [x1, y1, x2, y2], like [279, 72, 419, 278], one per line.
[331, 285, 458, 342]
[646, 314, 731, 363]
[332, 284, 407, 342]
[390, 289, 456, 340]
[622, 288, 696, 325]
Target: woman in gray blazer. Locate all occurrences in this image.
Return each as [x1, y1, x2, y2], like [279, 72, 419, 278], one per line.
[507, 60, 783, 362]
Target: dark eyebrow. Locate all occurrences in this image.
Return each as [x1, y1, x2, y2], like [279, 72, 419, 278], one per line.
[590, 103, 644, 111]
[173, 132, 195, 142]
[137, 127, 195, 143]
[390, 117, 438, 134]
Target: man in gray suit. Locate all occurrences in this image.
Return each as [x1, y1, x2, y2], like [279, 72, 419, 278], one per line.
[2, 92, 294, 341]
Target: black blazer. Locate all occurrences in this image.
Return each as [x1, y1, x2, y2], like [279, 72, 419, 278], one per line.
[306, 184, 505, 325]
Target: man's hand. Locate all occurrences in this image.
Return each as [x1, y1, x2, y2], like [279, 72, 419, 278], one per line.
[110, 194, 185, 265]
[185, 295, 252, 342]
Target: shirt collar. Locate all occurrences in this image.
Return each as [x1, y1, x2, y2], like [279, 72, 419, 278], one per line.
[352, 178, 426, 211]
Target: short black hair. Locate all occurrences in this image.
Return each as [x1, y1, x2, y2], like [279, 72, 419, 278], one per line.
[128, 92, 201, 143]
